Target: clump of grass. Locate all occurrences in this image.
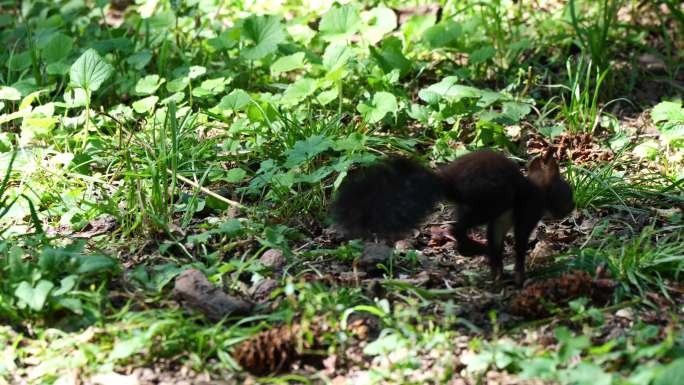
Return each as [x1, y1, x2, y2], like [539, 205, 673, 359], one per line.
[574, 224, 684, 297]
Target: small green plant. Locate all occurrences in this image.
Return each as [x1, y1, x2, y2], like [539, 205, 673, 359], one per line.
[568, 0, 623, 73]
[553, 58, 611, 133]
[577, 224, 684, 296]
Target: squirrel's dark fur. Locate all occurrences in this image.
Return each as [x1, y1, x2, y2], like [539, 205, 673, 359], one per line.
[331, 150, 574, 285]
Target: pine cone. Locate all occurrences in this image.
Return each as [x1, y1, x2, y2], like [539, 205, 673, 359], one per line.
[526, 132, 613, 165]
[509, 270, 611, 319]
[233, 325, 299, 375]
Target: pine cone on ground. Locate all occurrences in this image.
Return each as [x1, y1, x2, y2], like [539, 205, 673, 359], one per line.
[509, 270, 615, 319]
[233, 324, 299, 375]
[527, 132, 613, 164]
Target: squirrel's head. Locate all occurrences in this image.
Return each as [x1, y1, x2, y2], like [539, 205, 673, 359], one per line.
[527, 155, 574, 219]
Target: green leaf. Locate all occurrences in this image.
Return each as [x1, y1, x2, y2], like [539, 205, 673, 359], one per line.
[132, 96, 159, 113]
[15, 280, 54, 311]
[109, 335, 148, 361]
[401, 14, 436, 42]
[192, 77, 227, 98]
[357, 91, 398, 123]
[323, 44, 354, 72]
[655, 357, 684, 385]
[284, 135, 333, 168]
[363, 333, 407, 356]
[469, 45, 496, 65]
[63, 88, 88, 108]
[69, 49, 114, 92]
[46, 62, 70, 76]
[134, 74, 165, 95]
[42, 33, 73, 63]
[271, 52, 306, 75]
[418, 76, 483, 104]
[501, 101, 531, 122]
[652, 101, 684, 124]
[52, 275, 78, 296]
[167, 77, 190, 92]
[423, 20, 462, 48]
[0, 86, 21, 101]
[361, 6, 397, 44]
[226, 168, 247, 182]
[281, 77, 318, 107]
[216, 89, 251, 111]
[240, 15, 285, 60]
[126, 50, 152, 70]
[317, 88, 338, 106]
[370, 37, 412, 77]
[319, 4, 361, 42]
[76, 254, 117, 274]
[564, 362, 612, 385]
[188, 65, 207, 79]
[539, 125, 565, 138]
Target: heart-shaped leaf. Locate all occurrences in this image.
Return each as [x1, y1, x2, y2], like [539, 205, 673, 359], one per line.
[319, 4, 361, 42]
[357, 91, 398, 123]
[15, 280, 54, 311]
[240, 15, 285, 60]
[69, 49, 114, 92]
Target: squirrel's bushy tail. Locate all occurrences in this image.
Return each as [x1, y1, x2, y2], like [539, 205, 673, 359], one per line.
[331, 157, 445, 239]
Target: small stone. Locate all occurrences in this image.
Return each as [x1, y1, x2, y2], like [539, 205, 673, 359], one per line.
[358, 242, 392, 276]
[248, 278, 279, 303]
[260, 249, 286, 269]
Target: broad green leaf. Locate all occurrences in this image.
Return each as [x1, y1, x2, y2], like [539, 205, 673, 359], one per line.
[192, 77, 227, 98]
[360, 6, 397, 44]
[655, 357, 684, 385]
[132, 96, 158, 113]
[240, 15, 286, 60]
[109, 335, 148, 361]
[501, 101, 531, 122]
[281, 77, 318, 107]
[42, 33, 73, 63]
[323, 44, 354, 72]
[469, 45, 496, 65]
[317, 88, 338, 106]
[188, 65, 207, 79]
[126, 50, 152, 70]
[52, 275, 78, 296]
[167, 77, 190, 92]
[15, 280, 54, 311]
[56, 297, 83, 314]
[401, 14, 436, 42]
[369, 36, 412, 77]
[363, 333, 406, 356]
[7, 51, 31, 71]
[652, 101, 684, 124]
[357, 91, 398, 123]
[423, 20, 462, 48]
[226, 168, 247, 183]
[564, 362, 612, 385]
[271, 52, 306, 75]
[69, 49, 114, 92]
[418, 76, 482, 104]
[63, 88, 88, 108]
[284, 135, 333, 168]
[76, 254, 117, 274]
[319, 4, 361, 42]
[0, 87, 21, 101]
[216, 89, 251, 111]
[46, 62, 70, 76]
[134, 74, 165, 95]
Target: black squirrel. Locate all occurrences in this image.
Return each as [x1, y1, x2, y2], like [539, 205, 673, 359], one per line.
[331, 150, 574, 285]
